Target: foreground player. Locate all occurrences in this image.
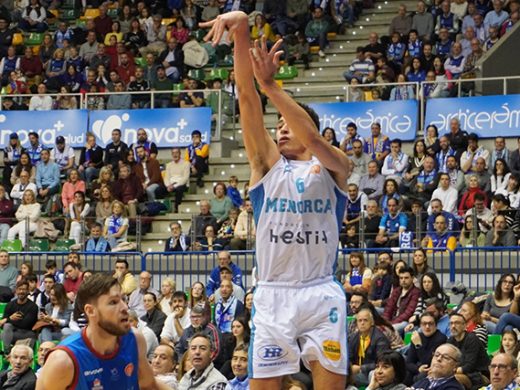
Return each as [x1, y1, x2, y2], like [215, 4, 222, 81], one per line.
[36, 273, 170, 390]
[202, 12, 351, 390]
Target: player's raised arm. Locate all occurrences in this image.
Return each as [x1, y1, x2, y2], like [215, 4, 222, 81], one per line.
[135, 330, 172, 390]
[35, 349, 74, 390]
[250, 37, 351, 188]
[201, 12, 279, 185]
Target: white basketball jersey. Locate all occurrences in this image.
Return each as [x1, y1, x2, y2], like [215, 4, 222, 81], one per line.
[249, 156, 347, 285]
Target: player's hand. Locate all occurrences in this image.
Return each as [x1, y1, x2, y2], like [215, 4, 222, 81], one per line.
[200, 11, 248, 46]
[249, 37, 284, 87]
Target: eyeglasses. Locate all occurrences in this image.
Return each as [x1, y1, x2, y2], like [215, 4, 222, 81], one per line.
[489, 364, 511, 371]
[433, 352, 457, 362]
[420, 321, 435, 326]
[449, 320, 465, 325]
[502, 280, 515, 285]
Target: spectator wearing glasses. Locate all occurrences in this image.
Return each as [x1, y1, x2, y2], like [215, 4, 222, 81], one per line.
[484, 353, 518, 390]
[410, 344, 464, 390]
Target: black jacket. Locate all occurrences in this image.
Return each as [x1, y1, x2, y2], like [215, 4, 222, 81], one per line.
[157, 47, 184, 73]
[406, 330, 447, 376]
[0, 368, 36, 389]
[348, 326, 391, 374]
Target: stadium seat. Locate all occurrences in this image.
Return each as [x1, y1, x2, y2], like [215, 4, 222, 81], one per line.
[173, 83, 184, 91]
[188, 69, 205, 81]
[193, 29, 207, 42]
[134, 57, 146, 68]
[275, 65, 298, 80]
[48, 9, 59, 18]
[309, 46, 320, 54]
[156, 199, 171, 215]
[162, 18, 175, 26]
[24, 33, 43, 46]
[28, 238, 50, 252]
[61, 9, 80, 21]
[447, 303, 458, 311]
[0, 302, 7, 317]
[346, 315, 354, 323]
[107, 8, 119, 18]
[487, 334, 501, 356]
[61, 0, 75, 9]
[0, 239, 23, 252]
[81, 8, 100, 20]
[12, 33, 23, 46]
[54, 239, 75, 251]
[218, 54, 233, 66]
[327, 32, 337, 39]
[403, 332, 412, 345]
[75, 19, 86, 28]
[207, 68, 229, 81]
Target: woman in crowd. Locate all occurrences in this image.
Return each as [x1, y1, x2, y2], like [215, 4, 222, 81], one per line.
[7, 189, 40, 246]
[322, 127, 340, 148]
[141, 292, 167, 340]
[380, 178, 400, 213]
[95, 185, 114, 224]
[158, 278, 176, 316]
[412, 248, 435, 283]
[458, 174, 488, 215]
[406, 272, 448, 331]
[490, 158, 511, 195]
[459, 215, 486, 247]
[403, 140, 427, 185]
[61, 169, 86, 215]
[221, 316, 251, 377]
[0, 185, 14, 246]
[392, 259, 407, 288]
[367, 350, 407, 390]
[11, 152, 35, 185]
[103, 200, 129, 249]
[458, 301, 488, 347]
[243, 291, 253, 326]
[168, 17, 190, 45]
[124, 19, 147, 56]
[189, 281, 211, 323]
[496, 173, 520, 208]
[250, 13, 275, 43]
[217, 207, 239, 249]
[481, 273, 515, 334]
[195, 224, 225, 252]
[16, 261, 35, 284]
[69, 191, 90, 245]
[406, 57, 426, 83]
[119, 5, 132, 34]
[91, 166, 114, 201]
[210, 182, 233, 228]
[104, 21, 123, 45]
[39, 33, 56, 69]
[424, 124, 439, 156]
[39, 283, 73, 342]
[54, 85, 78, 109]
[343, 252, 373, 295]
[499, 330, 520, 362]
[390, 74, 415, 100]
[45, 48, 66, 91]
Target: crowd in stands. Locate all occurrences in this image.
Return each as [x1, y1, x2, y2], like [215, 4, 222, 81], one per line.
[344, 0, 519, 100]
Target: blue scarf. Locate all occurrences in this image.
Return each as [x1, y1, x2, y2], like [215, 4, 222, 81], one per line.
[350, 267, 363, 286]
[86, 237, 109, 252]
[215, 295, 238, 333]
[107, 215, 124, 235]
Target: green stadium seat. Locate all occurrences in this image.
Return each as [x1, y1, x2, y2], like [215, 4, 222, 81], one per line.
[218, 54, 233, 66]
[28, 238, 50, 252]
[54, 239, 75, 251]
[172, 83, 184, 91]
[107, 8, 119, 18]
[275, 65, 298, 80]
[488, 334, 501, 356]
[61, 9, 80, 21]
[447, 303, 458, 311]
[347, 315, 354, 323]
[134, 57, 146, 68]
[75, 19, 86, 29]
[207, 68, 229, 81]
[0, 239, 23, 252]
[62, 0, 76, 9]
[24, 33, 43, 46]
[0, 302, 7, 317]
[157, 199, 171, 215]
[188, 69, 205, 81]
[193, 29, 207, 42]
[404, 332, 412, 345]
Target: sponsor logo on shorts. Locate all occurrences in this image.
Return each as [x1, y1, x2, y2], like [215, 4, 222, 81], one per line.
[258, 345, 287, 361]
[322, 340, 341, 361]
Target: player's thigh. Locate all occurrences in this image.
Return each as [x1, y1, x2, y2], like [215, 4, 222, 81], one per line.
[309, 360, 347, 390]
[298, 281, 348, 377]
[249, 287, 301, 379]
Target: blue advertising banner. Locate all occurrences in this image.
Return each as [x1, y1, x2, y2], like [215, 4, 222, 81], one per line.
[89, 107, 212, 148]
[0, 110, 88, 148]
[425, 94, 520, 137]
[310, 100, 418, 141]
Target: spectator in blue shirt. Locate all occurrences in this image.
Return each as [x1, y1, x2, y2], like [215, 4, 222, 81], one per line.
[35, 149, 60, 203]
[206, 250, 244, 297]
[375, 197, 408, 247]
[26, 132, 44, 166]
[435, 28, 453, 59]
[484, 0, 509, 29]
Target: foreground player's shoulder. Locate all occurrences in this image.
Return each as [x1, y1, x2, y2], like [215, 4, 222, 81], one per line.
[36, 348, 75, 390]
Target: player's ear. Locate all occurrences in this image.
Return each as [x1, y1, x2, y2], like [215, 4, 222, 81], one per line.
[83, 303, 95, 318]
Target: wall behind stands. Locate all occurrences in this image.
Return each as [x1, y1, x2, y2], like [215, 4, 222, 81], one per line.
[478, 22, 520, 96]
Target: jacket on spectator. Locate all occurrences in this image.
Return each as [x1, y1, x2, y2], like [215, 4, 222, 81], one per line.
[133, 158, 164, 187]
[112, 174, 144, 203]
[411, 375, 464, 390]
[214, 295, 244, 334]
[348, 326, 391, 374]
[206, 263, 244, 296]
[79, 146, 104, 169]
[175, 322, 223, 366]
[406, 330, 447, 379]
[0, 367, 36, 389]
[383, 285, 421, 324]
[448, 332, 489, 388]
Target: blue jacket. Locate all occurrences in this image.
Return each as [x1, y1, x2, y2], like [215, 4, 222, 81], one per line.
[206, 262, 244, 295]
[214, 295, 244, 333]
[36, 161, 60, 190]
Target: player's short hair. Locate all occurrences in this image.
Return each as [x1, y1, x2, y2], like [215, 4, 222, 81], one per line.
[277, 103, 320, 132]
[76, 273, 120, 314]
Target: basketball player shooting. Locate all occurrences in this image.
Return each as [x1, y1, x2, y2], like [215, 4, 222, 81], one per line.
[202, 11, 351, 390]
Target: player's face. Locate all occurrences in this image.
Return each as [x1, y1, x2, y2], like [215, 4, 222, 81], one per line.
[94, 285, 130, 336]
[231, 350, 248, 378]
[276, 117, 306, 158]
